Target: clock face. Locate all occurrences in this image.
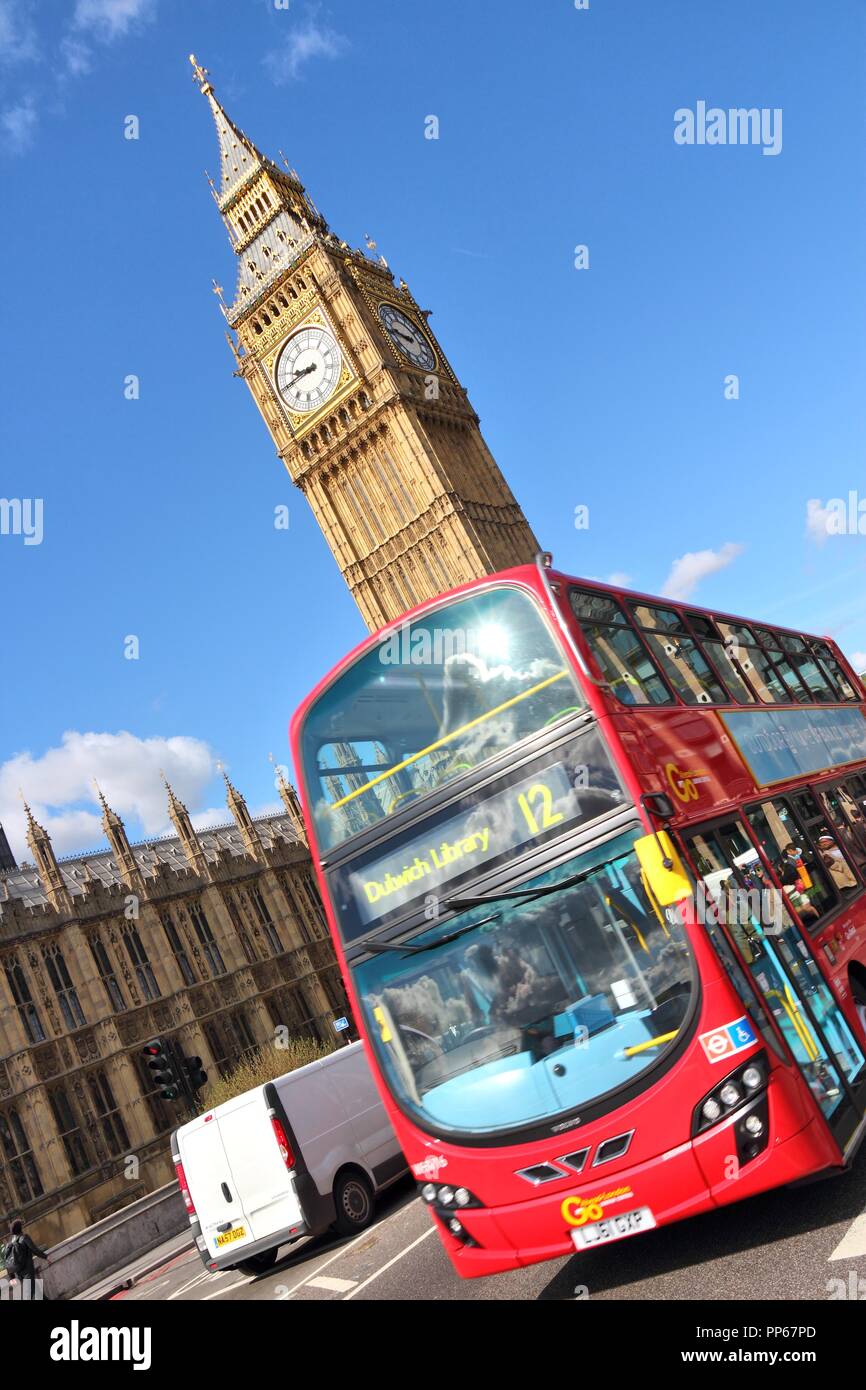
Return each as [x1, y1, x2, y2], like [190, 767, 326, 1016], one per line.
[275, 325, 342, 413]
[378, 303, 436, 370]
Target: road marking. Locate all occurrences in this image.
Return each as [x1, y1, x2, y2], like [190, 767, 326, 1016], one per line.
[276, 1228, 380, 1299]
[276, 1195, 420, 1299]
[829, 1212, 866, 1261]
[343, 1226, 436, 1300]
[202, 1277, 254, 1299]
[307, 1275, 357, 1292]
[169, 1270, 211, 1300]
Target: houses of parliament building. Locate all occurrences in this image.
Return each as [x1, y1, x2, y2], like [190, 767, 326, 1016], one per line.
[0, 774, 345, 1247]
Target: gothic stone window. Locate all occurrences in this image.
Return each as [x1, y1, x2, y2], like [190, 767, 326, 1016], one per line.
[320, 969, 346, 1015]
[250, 886, 283, 956]
[226, 1008, 257, 1058]
[3, 954, 46, 1044]
[87, 1069, 130, 1157]
[278, 874, 318, 945]
[204, 1011, 257, 1077]
[188, 899, 226, 977]
[88, 934, 126, 1013]
[202, 1021, 232, 1078]
[267, 986, 322, 1044]
[42, 942, 86, 1031]
[48, 1088, 91, 1177]
[160, 911, 197, 987]
[0, 1108, 44, 1205]
[120, 923, 160, 1001]
[299, 871, 327, 936]
[223, 891, 258, 964]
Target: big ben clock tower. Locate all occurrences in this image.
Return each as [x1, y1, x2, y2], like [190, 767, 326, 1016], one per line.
[191, 56, 539, 631]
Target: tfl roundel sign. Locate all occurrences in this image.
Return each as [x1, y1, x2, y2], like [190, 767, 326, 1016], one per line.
[699, 1016, 758, 1064]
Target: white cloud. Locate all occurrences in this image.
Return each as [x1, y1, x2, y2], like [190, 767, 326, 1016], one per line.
[71, 0, 156, 41]
[850, 651, 866, 674]
[0, 730, 217, 862]
[191, 806, 233, 832]
[660, 542, 744, 602]
[0, 95, 36, 152]
[62, 0, 154, 75]
[806, 498, 833, 546]
[60, 36, 93, 76]
[606, 571, 632, 587]
[264, 15, 349, 83]
[0, 0, 38, 65]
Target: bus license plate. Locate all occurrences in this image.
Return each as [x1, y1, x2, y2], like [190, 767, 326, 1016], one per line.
[571, 1207, 655, 1250]
[215, 1226, 247, 1247]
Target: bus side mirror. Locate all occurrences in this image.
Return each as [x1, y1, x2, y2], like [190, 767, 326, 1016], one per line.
[633, 831, 693, 907]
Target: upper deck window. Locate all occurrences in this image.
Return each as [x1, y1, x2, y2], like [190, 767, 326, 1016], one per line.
[568, 590, 672, 706]
[685, 612, 757, 703]
[629, 603, 729, 705]
[715, 621, 800, 704]
[804, 639, 858, 701]
[300, 586, 585, 852]
[754, 628, 836, 703]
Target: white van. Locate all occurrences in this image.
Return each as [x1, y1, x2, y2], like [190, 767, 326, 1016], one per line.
[172, 1042, 408, 1275]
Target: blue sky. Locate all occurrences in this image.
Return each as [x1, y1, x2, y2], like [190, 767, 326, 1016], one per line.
[1, 0, 864, 862]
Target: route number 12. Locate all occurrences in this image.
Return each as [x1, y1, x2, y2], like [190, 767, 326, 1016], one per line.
[517, 782, 564, 836]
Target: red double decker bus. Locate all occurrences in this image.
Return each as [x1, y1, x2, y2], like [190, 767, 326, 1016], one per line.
[290, 556, 866, 1278]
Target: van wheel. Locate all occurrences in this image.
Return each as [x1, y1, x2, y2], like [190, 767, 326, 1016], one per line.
[236, 1248, 278, 1276]
[333, 1171, 374, 1236]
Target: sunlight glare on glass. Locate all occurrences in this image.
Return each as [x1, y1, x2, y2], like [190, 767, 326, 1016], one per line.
[476, 622, 509, 662]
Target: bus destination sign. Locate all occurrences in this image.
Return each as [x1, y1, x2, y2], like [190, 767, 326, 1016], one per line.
[348, 761, 580, 927]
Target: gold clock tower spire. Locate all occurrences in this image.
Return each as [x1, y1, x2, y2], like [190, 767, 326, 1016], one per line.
[190, 56, 539, 631]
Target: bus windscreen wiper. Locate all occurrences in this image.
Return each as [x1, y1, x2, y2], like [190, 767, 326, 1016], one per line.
[358, 867, 595, 959]
[443, 865, 594, 913]
[359, 912, 501, 956]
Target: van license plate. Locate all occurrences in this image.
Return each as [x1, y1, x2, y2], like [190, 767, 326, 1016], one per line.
[570, 1207, 655, 1250]
[215, 1226, 247, 1248]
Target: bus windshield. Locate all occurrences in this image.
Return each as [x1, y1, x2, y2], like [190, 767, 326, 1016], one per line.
[300, 585, 584, 851]
[353, 832, 695, 1139]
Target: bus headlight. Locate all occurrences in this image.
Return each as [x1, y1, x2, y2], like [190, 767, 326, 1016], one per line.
[734, 1096, 770, 1166]
[692, 1051, 769, 1137]
[416, 1181, 483, 1248]
[416, 1180, 482, 1209]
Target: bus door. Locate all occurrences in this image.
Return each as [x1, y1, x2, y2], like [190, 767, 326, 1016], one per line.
[683, 818, 866, 1156]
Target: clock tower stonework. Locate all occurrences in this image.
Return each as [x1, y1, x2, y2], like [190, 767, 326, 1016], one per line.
[191, 57, 539, 632]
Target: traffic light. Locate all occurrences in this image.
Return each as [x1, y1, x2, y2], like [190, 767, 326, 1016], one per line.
[142, 1038, 181, 1101]
[182, 1054, 208, 1094]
